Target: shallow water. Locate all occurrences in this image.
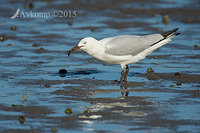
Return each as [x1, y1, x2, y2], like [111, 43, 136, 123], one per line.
[0, 0, 200, 132]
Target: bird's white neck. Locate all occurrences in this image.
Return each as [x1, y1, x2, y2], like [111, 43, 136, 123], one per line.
[84, 42, 105, 61]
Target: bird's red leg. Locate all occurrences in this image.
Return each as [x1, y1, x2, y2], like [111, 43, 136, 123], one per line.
[120, 67, 124, 84]
[123, 65, 129, 96]
[124, 65, 129, 83]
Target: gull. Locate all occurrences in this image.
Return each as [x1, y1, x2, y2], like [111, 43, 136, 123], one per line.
[68, 28, 180, 83]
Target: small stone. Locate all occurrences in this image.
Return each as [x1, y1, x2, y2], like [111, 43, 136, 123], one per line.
[162, 14, 169, 25]
[176, 83, 182, 86]
[174, 72, 181, 76]
[65, 108, 73, 114]
[84, 110, 91, 114]
[59, 69, 67, 74]
[29, 3, 34, 8]
[194, 45, 200, 49]
[90, 28, 95, 32]
[10, 26, 17, 31]
[147, 68, 154, 74]
[68, 22, 73, 26]
[51, 127, 58, 132]
[25, 2, 34, 8]
[34, 47, 46, 54]
[7, 44, 12, 46]
[12, 104, 17, 107]
[84, 110, 91, 117]
[44, 84, 51, 88]
[0, 35, 6, 42]
[18, 116, 25, 124]
[32, 43, 40, 47]
[59, 69, 67, 77]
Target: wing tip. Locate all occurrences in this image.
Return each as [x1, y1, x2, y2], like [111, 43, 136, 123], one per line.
[161, 28, 180, 38]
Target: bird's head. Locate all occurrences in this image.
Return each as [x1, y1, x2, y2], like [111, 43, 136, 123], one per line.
[67, 37, 97, 56]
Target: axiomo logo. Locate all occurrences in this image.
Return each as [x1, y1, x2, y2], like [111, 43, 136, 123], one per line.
[11, 9, 50, 19]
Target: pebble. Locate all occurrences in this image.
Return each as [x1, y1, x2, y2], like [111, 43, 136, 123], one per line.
[25, 2, 34, 8]
[10, 26, 17, 31]
[147, 67, 154, 74]
[0, 35, 6, 42]
[12, 104, 17, 107]
[65, 108, 73, 114]
[32, 43, 40, 47]
[174, 72, 181, 76]
[68, 22, 73, 26]
[51, 127, 58, 132]
[194, 45, 200, 49]
[44, 84, 51, 88]
[162, 14, 169, 25]
[59, 69, 67, 74]
[18, 116, 25, 124]
[84, 110, 91, 114]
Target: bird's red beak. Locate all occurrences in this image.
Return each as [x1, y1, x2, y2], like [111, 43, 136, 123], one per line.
[67, 45, 83, 56]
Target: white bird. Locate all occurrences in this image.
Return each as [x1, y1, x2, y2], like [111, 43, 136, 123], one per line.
[68, 28, 180, 83]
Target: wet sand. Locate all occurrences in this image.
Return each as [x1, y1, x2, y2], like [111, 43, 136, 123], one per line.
[0, 0, 200, 132]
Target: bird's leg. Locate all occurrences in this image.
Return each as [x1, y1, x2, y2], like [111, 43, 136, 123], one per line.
[125, 86, 129, 96]
[120, 65, 130, 97]
[122, 65, 129, 96]
[120, 67, 125, 84]
[124, 65, 129, 83]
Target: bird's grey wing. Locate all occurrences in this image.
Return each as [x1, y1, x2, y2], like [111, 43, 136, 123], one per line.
[104, 34, 164, 56]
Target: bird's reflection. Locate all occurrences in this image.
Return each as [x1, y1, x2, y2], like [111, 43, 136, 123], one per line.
[120, 85, 129, 97]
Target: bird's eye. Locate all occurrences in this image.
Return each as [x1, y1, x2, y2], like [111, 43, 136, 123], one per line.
[83, 41, 87, 44]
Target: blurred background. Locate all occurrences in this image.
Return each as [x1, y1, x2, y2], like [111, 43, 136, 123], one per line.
[0, 0, 200, 132]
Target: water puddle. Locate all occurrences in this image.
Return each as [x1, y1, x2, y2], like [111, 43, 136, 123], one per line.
[1, 0, 200, 132]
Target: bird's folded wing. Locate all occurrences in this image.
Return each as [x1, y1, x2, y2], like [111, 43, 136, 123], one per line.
[104, 34, 164, 56]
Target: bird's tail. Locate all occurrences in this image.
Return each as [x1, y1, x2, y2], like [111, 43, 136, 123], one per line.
[161, 28, 180, 39]
[145, 28, 180, 56]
